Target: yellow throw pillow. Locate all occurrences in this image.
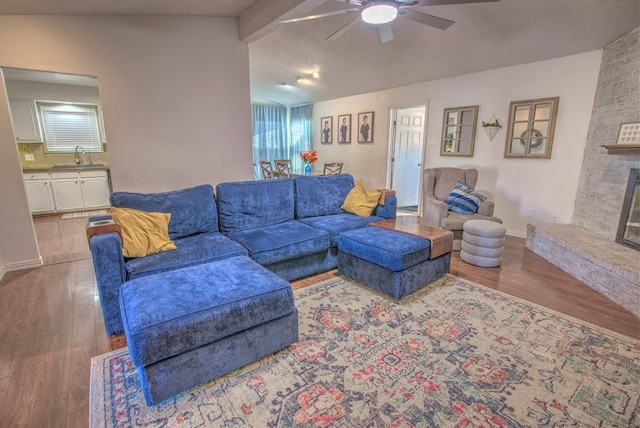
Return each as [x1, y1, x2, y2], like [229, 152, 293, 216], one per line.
[341, 179, 382, 217]
[110, 207, 177, 258]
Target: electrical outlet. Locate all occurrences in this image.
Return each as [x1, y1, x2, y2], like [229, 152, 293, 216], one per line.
[25, 154, 35, 161]
[526, 207, 535, 218]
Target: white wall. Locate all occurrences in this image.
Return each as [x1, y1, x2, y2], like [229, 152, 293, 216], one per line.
[0, 15, 254, 270]
[314, 51, 602, 237]
[0, 70, 41, 270]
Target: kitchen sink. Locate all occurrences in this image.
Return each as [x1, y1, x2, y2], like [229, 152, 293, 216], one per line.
[51, 163, 105, 169]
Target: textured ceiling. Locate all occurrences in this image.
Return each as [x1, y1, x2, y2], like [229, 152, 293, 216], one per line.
[1, 0, 638, 106]
[0, 0, 257, 16]
[249, 0, 639, 105]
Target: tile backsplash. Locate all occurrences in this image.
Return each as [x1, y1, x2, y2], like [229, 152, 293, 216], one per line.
[18, 143, 110, 170]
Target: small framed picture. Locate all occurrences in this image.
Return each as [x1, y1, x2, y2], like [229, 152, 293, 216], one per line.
[358, 111, 374, 144]
[616, 122, 640, 145]
[320, 116, 332, 144]
[337, 114, 351, 144]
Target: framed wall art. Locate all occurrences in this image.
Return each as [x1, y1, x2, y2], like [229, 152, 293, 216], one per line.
[504, 97, 559, 159]
[358, 111, 374, 143]
[616, 122, 640, 145]
[320, 116, 333, 144]
[440, 105, 478, 157]
[337, 114, 351, 144]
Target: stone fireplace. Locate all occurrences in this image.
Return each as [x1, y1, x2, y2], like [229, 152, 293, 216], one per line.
[616, 168, 640, 250]
[526, 27, 639, 317]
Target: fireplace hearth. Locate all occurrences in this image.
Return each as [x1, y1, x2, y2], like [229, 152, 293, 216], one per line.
[616, 168, 640, 250]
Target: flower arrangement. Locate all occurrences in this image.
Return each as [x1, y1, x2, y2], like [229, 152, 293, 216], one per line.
[299, 150, 318, 165]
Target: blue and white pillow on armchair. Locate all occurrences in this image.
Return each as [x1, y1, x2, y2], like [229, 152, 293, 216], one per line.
[444, 181, 487, 215]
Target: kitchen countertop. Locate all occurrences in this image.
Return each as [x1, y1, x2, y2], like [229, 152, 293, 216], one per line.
[23, 164, 110, 172]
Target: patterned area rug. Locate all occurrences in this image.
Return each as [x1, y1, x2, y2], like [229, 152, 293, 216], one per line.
[89, 275, 639, 427]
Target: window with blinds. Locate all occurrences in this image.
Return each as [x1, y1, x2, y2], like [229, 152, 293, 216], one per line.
[37, 102, 103, 153]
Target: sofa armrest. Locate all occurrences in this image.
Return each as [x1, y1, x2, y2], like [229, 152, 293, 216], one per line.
[89, 232, 128, 336]
[377, 189, 395, 205]
[86, 218, 122, 246]
[374, 190, 397, 219]
[422, 197, 448, 227]
[477, 200, 495, 217]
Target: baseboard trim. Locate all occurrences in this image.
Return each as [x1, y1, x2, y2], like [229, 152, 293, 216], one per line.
[0, 264, 6, 282]
[507, 229, 526, 239]
[5, 257, 43, 272]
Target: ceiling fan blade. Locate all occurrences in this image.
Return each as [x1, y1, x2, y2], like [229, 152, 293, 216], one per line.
[280, 8, 360, 24]
[400, 8, 455, 30]
[379, 23, 394, 43]
[412, 0, 499, 5]
[325, 16, 361, 41]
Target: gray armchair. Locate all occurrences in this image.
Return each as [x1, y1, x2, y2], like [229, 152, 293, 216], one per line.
[422, 167, 502, 250]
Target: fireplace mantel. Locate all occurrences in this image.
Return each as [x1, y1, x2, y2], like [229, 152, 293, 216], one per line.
[601, 144, 640, 155]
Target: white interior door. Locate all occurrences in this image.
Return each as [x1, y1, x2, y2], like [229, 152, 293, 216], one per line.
[391, 106, 426, 208]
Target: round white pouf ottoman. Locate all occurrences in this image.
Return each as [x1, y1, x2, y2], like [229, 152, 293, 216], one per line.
[460, 220, 506, 267]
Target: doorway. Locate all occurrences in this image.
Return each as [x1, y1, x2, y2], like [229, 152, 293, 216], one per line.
[388, 104, 427, 214]
[2, 67, 110, 264]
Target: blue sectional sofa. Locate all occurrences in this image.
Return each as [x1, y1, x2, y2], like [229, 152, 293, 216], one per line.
[216, 175, 396, 281]
[89, 174, 396, 336]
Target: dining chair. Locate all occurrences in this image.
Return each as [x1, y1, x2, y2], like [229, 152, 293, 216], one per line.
[323, 162, 343, 175]
[259, 160, 277, 179]
[274, 159, 292, 178]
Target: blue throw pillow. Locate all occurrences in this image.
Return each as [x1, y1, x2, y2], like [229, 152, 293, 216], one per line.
[444, 181, 487, 215]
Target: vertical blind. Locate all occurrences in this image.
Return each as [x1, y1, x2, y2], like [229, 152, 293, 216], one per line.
[252, 103, 313, 176]
[290, 104, 313, 173]
[38, 102, 103, 153]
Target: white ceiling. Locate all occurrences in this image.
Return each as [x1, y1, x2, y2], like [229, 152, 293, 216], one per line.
[1, 0, 638, 106]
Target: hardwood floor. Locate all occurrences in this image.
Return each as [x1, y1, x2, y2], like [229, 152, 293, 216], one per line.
[0, 215, 637, 427]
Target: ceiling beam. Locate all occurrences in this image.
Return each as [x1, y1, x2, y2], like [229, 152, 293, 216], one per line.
[238, 0, 326, 43]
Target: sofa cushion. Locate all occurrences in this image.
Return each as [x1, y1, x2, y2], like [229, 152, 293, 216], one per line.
[341, 179, 382, 217]
[225, 220, 329, 265]
[216, 179, 294, 233]
[120, 256, 295, 367]
[294, 174, 356, 219]
[126, 232, 248, 280]
[111, 184, 219, 240]
[338, 227, 431, 272]
[298, 213, 384, 247]
[111, 207, 176, 258]
[444, 181, 487, 215]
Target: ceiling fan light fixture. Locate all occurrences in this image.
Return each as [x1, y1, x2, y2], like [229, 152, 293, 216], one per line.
[361, 4, 398, 25]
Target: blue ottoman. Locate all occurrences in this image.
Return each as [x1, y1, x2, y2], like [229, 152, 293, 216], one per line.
[119, 256, 299, 405]
[337, 227, 451, 299]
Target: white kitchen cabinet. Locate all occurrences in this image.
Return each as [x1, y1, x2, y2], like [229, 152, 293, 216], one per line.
[80, 170, 111, 208]
[23, 172, 55, 213]
[51, 171, 84, 211]
[9, 98, 42, 142]
[24, 169, 111, 213]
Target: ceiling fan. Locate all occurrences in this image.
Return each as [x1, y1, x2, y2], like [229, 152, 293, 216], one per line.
[280, 0, 499, 43]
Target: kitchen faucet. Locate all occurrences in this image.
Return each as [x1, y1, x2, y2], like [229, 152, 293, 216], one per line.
[75, 145, 85, 165]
